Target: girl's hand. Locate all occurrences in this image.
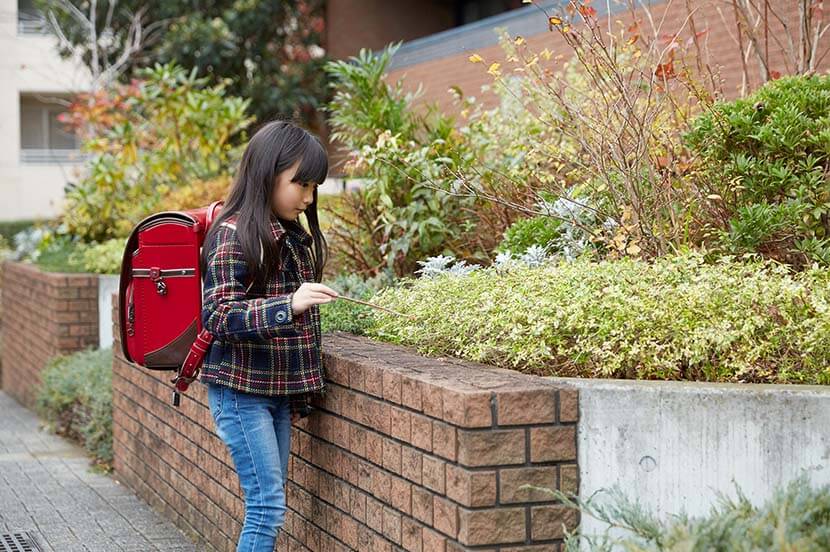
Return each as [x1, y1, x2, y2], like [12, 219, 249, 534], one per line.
[290, 282, 339, 315]
[291, 412, 301, 424]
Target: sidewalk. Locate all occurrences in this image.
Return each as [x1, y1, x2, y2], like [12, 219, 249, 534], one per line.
[0, 391, 202, 552]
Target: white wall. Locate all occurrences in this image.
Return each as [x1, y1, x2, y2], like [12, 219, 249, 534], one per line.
[0, 0, 89, 221]
[567, 377, 830, 541]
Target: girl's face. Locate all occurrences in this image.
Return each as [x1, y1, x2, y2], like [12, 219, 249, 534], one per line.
[271, 159, 318, 221]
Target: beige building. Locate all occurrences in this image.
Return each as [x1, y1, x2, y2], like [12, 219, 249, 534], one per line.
[0, 0, 88, 222]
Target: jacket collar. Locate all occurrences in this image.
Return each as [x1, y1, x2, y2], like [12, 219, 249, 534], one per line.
[271, 216, 313, 248]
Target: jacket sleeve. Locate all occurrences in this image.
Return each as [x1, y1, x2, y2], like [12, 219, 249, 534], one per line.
[201, 224, 299, 341]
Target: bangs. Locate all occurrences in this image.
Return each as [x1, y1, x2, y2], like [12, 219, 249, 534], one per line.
[291, 135, 329, 185]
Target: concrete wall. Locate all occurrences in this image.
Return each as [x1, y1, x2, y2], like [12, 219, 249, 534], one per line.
[570, 378, 830, 538]
[0, 0, 89, 221]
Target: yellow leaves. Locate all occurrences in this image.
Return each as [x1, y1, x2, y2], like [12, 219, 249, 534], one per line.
[487, 62, 502, 77]
[549, 16, 562, 26]
[469, 53, 484, 63]
[514, 36, 526, 46]
[541, 48, 553, 61]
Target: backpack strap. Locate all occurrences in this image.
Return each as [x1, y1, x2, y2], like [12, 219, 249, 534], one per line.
[170, 329, 214, 406]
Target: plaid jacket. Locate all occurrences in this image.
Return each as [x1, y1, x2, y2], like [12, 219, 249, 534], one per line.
[199, 215, 324, 415]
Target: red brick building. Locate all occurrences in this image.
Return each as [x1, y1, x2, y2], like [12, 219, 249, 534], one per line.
[326, 0, 830, 122]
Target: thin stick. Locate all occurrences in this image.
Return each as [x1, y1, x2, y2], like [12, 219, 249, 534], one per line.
[335, 294, 414, 319]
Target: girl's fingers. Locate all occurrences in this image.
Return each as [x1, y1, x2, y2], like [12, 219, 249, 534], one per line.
[305, 283, 339, 297]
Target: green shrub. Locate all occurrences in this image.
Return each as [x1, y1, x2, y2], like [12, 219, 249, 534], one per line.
[36, 348, 113, 468]
[498, 215, 562, 255]
[62, 63, 252, 242]
[544, 476, 830, 551]
[321, 271, 396, 335]
[0, 219, 41, 243]
[32, 233, 87, 273]
[685, 75, 830, 266]
[325, 45, 482, 276]
[368, 254, 830, 384]
[71, 238, 124, 274]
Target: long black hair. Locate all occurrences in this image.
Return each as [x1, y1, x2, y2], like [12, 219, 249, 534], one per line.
[201, 120, 329, 290]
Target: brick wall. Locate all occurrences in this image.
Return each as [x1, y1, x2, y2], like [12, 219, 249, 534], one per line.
[112, 312, 580, 551]
[385, 1, 830, 113]
[0, 261, 99, 408]
[326, 0, 455, 60]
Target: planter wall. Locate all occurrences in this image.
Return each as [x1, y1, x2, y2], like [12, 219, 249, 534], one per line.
[0, 261, 99, 408]
[111, 301, 580, 552]
[570, 378, 830, 537]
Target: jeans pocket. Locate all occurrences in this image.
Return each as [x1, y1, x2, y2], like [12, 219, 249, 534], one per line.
[208, 383, 224, 422]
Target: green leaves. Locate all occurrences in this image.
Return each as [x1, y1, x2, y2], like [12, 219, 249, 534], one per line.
[36, 348, 114, 469]
[367, 254, 830, 384]
[686, 75, 830, 266]
[62, 63, 253, 242]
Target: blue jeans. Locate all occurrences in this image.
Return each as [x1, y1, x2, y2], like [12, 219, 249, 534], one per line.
[207, 383, 292, 552]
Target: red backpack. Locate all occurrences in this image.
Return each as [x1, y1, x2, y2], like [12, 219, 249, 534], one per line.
[119, 201, 223, 407]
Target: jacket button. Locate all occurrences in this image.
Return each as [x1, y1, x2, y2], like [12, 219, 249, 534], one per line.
[275, 310, 287, 323]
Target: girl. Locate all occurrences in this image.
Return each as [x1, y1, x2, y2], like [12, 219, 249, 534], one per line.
[199, 121, 339, 551]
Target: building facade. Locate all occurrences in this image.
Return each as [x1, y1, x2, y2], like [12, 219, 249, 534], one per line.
[328, 0, 830, 118]
[0, 0, 89, 222]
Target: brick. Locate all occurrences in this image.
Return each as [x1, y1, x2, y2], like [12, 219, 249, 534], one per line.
[383, 370, 402, 403]
[559, 388, 579, 423]
[457, 429, 525, 467]
[373, 470, 392, 504]
[457, 507, 526, 545]
[411, 488, 433, 525]
[326, 358, 350, 386]
[383, 506, 402, 544]
[560, 464, 578, 495]
[443, 389, 492, 428]
[401, 516, 423, 552]
[410, 413, 433, 452]
[348, 361, 366, 391]
[390, 476, 412, 515]
[432, 496, 458, 538]
[366, 496, 384, 530]
[431, 421, 456, 461]
[421, 528, 446, 552]
[421, 455, 446, 494]
[497, 389, 557, 425]
[499, 467, 558, 503]
[350, 424, 367, 458]
[401, 377, 423, 411]
[445, 465, 496, 507]
[364, 364, 385, 397]
[391, 406, 412, 442]
[401, 447, 422, 484]
[382, 438, 402, 474]
[366, 431, 384, 465]
[350, 490, 367, 523]
[530, 505, 579, 540]
[420, 381, 444, 418]
[529, 426, 576, 462]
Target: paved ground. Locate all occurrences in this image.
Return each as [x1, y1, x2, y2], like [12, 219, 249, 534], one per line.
[0, 391, 202, 552]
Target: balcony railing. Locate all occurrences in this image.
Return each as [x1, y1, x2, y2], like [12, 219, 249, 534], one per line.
[20, 149, 87, 165]
[17, 13, 50, 36]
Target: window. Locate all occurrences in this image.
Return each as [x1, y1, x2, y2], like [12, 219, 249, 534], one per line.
[20, 95, 81, 164]
[17, 0, 49, 35]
